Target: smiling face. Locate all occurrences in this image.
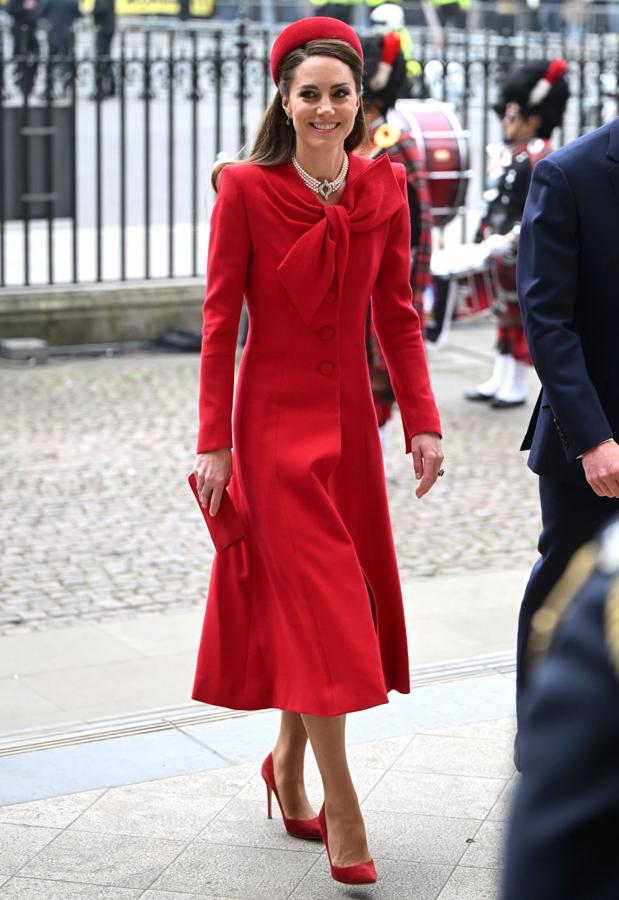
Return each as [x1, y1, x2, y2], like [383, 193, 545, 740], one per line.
[281, 55, 360, 157]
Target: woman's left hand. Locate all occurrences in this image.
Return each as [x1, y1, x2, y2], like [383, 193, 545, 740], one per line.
[411, 432, 444, 498]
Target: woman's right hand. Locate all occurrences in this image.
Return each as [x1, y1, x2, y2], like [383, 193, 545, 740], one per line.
[194, 449, 232, 516]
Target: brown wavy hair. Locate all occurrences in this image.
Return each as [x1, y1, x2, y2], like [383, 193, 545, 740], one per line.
[211, 38, 368, 191]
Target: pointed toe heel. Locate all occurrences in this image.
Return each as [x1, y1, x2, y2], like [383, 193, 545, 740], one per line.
[261, 753, 322, 841]
[318, 805, 378, 885]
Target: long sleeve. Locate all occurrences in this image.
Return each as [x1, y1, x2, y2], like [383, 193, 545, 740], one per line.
[517, 158, 612, 460]
[197, 166, 251, 453]
[371, 165, 441, 452]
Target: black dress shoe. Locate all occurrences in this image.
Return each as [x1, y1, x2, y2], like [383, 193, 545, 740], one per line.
[464, 389, 495, 402]
[491, 398, 527, 409]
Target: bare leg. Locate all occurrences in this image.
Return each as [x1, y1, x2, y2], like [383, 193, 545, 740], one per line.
[301, 713, 371, 867]
[271, 711, 316, 821]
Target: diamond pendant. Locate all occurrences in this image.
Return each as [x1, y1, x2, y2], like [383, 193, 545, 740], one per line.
[318, 180, 333, 200]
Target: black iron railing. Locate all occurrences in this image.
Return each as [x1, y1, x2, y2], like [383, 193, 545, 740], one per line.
[0, 19, 617, 287]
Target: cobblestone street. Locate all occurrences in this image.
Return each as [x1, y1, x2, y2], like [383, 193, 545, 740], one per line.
[1, 325, 541, 636]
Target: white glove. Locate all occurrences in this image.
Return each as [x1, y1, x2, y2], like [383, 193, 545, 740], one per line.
[480, 232, 515, 258]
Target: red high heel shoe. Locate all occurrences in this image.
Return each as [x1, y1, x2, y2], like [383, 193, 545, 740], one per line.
[318, 804, 378, 885]
[261, 753, 322, 841]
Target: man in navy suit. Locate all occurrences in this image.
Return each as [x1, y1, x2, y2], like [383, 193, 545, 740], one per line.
[515, 116, 619, 764]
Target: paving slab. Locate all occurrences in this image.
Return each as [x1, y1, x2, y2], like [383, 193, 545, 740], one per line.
[141, 893, 241, 900]
[362, 810, 480, 865]
[149, 842, 317, 898]
[363, 770, 506, 821]
[0, 681, 67, 736]
[195, 798, 324, 855]
[18, 653, 197, 714]
[346, 735, 413, 770]
[290, 857, 454, 900]
[437, 865, 501, 900]
[65, 782, 230, 842]
[0, 881, 142, 899]
[427, 718, 516, 743]
[0, 791, 106, 830]
[0, 825, 61, 877]
[460, 820, 508, 869]
[0, 626, 147, 680]
[18, 830, 187, 890]
[236, 765, 384, 808]
[393, 734, 515, 780]
[487, 778, 519, 823]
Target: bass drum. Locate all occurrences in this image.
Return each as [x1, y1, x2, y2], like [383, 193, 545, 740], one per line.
[388, 99, 472, 228]
[425, 244, 499, 346]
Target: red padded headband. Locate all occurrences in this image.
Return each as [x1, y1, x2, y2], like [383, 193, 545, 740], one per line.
[270, 18, 364, 86]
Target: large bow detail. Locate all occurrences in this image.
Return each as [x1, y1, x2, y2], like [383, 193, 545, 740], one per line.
[277, 154, 405, 326]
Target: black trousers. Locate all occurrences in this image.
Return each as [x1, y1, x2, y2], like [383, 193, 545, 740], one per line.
[516, 474, 619, 726]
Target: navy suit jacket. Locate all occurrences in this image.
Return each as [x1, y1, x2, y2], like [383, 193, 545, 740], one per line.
[518, 118, 619, 485]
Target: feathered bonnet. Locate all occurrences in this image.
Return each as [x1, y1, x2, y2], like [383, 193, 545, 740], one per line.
[493, 59, 570, 138]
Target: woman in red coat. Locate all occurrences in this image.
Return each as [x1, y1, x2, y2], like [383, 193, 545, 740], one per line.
[192, 18, 443, 885]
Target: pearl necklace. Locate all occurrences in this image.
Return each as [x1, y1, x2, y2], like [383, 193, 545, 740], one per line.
[292, 153, 349, 200]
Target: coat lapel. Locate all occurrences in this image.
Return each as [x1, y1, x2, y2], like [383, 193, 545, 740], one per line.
[606, 117, 619, 209]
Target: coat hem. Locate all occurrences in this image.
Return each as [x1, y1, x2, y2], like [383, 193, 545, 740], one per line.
[190, 684, 410, 717]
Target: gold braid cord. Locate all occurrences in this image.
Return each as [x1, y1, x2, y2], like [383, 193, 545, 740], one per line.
[527, 542, 598, 670]
[604, 576, 619, 679]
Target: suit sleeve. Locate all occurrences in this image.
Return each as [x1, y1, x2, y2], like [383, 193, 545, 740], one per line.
[371, 165, 441, 452]
[517, 157, 612, 459]
[196, 166, 250, 453]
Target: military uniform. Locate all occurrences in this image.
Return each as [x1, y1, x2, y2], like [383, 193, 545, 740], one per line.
[477, 137, 553, 366]
[503, 515, 619, 900]
[465, 59, 569, 409]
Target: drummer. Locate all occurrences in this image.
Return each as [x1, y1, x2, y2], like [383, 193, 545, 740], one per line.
[360, 32, 434, 450]
[465, 60, 569, 409]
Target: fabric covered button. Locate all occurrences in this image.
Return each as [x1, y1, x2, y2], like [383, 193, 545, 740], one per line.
[318, 361, 334, 376]
[318, 326, 334, 341]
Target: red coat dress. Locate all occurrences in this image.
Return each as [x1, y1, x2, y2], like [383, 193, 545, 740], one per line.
[192, 151, 441, 717]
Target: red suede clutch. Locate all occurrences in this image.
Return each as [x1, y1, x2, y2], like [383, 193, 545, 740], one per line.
[188, 473, 245, 552]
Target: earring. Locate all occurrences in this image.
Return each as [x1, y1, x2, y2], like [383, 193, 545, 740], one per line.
[286, 116, 291, 126]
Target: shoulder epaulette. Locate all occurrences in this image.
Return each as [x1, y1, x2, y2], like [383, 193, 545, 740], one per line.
[605, 578, 619, 678]
[598, 519, 619, 677]
[527, 542, 598, 669]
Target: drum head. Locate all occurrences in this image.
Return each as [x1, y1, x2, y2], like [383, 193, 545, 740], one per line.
[389, 99, 471, 228]
[431, 243, 490, 278]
